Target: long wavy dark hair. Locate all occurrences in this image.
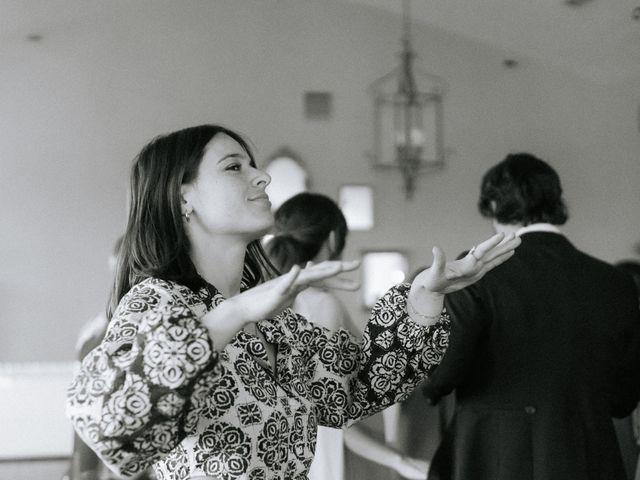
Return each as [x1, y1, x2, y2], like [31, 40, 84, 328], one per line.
[108, 124, 279, 318]
[266, 192, 348, 273]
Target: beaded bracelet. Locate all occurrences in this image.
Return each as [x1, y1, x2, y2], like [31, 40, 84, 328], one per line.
[406, 298, 441, 323]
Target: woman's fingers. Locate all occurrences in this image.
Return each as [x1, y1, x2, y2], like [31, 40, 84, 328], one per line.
[466, 233, 520, 265]
[431, 246, 447, 275]
[279, 264, 302, 294]
[319, 277, 361, 291]
[306, 260, 359, 277]
[294, 260, 360, 289]
[455, 239, 518, 282]
[468, 232, 507, 260]
[334, 259, 361, 272]
[468, 232, 505, 258]
[473, 249, 516, 277]
[484, 234, 520, 262]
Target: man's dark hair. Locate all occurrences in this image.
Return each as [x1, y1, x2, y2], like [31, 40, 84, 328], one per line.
[478, 152, 568, 226]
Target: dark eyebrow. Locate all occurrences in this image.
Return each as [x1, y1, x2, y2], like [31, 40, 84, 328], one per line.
[217, 152, 246, 164]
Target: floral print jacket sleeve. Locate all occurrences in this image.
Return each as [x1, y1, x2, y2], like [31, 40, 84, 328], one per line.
[66, 279, 220, 477]
[264, 282, 450, 429]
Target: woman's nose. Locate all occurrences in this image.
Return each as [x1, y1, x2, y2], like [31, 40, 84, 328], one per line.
[253, 168, 271, 188]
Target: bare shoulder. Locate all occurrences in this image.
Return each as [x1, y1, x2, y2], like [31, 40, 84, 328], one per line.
[294, 288, 351, 332]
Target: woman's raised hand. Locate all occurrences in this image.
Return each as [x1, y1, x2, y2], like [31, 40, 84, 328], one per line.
[228, 260, 360, 325]
[413, 232, 521, 295]
[407, 233, 521, 326]
[298, 260, 361, 292]
[203, 260, 360, 349]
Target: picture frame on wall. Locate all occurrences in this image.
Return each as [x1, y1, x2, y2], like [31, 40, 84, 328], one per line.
[338, 184, 374, 231]
[360, 250, 408, 309]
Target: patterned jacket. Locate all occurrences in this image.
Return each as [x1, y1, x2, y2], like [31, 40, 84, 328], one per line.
[67, 277, 450, 480]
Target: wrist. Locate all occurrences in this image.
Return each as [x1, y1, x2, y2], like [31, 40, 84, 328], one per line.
[206, 297, 248, 326]
[201, 298, 249, 352]
[407, 285, 444, 326]
[409, 282, 444, 303]
[407, 299, 441, 326]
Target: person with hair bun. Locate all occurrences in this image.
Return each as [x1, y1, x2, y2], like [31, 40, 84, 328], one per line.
[267, 192, 430, 479]
[267, 192, 347, 276]
[66, 124, 519, 480]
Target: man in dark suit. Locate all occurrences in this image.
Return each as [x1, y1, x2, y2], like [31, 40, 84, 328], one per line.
[424, 153, 640, 480]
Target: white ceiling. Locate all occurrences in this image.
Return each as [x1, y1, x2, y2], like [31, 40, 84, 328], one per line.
[347, 0, 640, 94]
[2, 0, 639, 93]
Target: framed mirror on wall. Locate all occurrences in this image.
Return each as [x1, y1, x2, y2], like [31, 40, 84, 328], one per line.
[360, 250, 409, 309]
[263, 147, 309, 211]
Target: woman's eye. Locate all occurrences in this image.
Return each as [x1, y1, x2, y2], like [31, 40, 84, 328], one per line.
[225, 163, 241, 171]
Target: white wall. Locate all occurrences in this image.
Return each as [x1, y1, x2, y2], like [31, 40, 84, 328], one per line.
[1, 0, 638, 360]
[0, 362, 74, 458]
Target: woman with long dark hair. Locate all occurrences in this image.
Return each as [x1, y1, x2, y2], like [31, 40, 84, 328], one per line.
[67, 124, 519, 480]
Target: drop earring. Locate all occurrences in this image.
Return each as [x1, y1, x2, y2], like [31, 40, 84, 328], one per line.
[181, 197, 192, 222]
[182, 205, 192, 222]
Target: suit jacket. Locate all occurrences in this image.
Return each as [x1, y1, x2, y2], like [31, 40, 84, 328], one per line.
[424, 232, 640, 480]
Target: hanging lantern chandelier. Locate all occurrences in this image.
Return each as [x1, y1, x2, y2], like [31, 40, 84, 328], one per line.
[370, 0, 445, 199]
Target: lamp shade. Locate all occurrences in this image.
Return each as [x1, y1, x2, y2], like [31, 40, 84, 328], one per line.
[371, 68, 444, 198]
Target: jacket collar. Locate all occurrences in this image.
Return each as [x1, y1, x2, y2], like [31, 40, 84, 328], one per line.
[516, 223, 562, 236]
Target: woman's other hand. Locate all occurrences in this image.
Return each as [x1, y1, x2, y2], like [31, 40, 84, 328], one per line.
[407, 233, 521, 326]
[203, 260, 359, 349]
[233, 260, 360, 323]
[414, 232, 521, 295]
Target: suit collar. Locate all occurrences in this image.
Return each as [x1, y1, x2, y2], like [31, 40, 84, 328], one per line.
[516, 223, 562, 236]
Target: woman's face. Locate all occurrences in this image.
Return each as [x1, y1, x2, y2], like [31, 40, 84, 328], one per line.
[182, 133, 273, 240]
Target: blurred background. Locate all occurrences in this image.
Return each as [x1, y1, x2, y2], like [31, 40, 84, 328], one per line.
[1, 0, 638, 477]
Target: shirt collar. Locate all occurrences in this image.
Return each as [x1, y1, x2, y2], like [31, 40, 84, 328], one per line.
[516, 223, 562, 236]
